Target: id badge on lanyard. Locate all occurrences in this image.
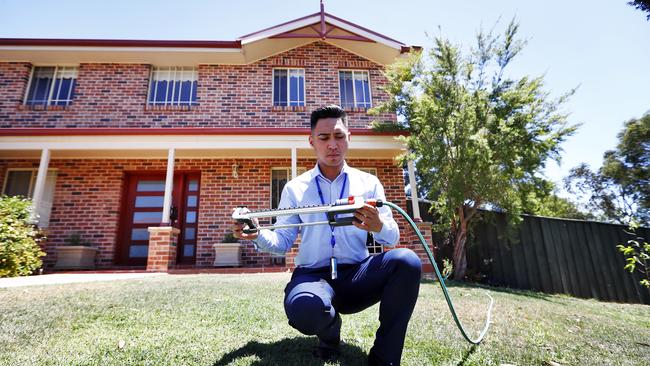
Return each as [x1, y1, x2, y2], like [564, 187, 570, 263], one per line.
[316, 173, 347, 280]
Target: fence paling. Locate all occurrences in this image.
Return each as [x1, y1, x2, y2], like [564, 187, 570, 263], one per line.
[408, 200, 650, 305]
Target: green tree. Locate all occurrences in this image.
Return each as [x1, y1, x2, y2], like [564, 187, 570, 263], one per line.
[565, 113, 649, 226]
[628, 0, 650, 20]
[527, 192, 595, 220]
[374, 20, 578, 280]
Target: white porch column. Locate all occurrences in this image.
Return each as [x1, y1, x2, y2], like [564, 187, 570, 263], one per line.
[407, 159, 421, 221]
[31, 148, 50, 224]
[161, 148, 175, 224]
[291, 147, 297, 179]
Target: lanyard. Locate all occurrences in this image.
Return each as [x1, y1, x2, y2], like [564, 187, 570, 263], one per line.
[315, 172, 347, 248]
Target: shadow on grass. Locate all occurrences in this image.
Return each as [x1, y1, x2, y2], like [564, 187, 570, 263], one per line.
[212, 336, 367, 366]
[456, 345, 478, 366]
[421, 278, 561, 302]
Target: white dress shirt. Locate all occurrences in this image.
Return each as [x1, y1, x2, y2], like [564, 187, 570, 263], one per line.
[253, 162, 400, 268]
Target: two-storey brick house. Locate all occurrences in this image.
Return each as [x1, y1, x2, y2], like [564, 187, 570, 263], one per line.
[0, 6, 431, 272]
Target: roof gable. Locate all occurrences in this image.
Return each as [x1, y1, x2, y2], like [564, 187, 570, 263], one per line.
[239, 11, 404, 50]
[238, 3, 413, 66]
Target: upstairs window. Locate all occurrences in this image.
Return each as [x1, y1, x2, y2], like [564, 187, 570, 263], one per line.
[148, 66, 198, 106]
[339, 70, 372, 109]
[273, 68, 305, 106]
[24, 66, 78, 106]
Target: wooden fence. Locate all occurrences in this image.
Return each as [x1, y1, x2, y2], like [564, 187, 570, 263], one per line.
[406, 201, 650, 305]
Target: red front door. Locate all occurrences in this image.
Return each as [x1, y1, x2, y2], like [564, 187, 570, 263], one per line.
[117, 172, 200, 266]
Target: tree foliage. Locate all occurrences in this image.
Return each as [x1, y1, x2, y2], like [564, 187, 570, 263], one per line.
[628, 0, 650, 20]
[617, 222, 650, 289]
[374, 20, 578, 279]
[565, 113, 650, 226]
[526, 192, 595, 220]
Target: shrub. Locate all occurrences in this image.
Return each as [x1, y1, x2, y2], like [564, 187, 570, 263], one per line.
[617, 221, 650, 289]
[64, 232, 93, 247]
[0, 195, 46, 277]
[222, 231, 239, 243]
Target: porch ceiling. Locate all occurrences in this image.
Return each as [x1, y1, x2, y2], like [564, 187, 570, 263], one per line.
[0, 38, 403, 66]
[0, 134, 405, 159]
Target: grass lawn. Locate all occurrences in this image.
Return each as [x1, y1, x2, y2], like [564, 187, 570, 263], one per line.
[1, 273, 649, 366]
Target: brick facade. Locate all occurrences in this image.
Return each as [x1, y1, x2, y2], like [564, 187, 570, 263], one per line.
[0, 157, 415, 270]
[0, 38, 433, 271]
[0, 42, 396, 129]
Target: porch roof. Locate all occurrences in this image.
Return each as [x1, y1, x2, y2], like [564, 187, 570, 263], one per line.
[0, 128, 406, 160]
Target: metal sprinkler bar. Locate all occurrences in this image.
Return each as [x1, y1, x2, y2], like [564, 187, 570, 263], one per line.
[232, 196, 381, 234]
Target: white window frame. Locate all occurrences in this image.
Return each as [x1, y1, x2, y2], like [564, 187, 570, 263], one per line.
[147, 66, 198, 106]
[269, 167, 306, 264]
[272, 68, 305, 107]
[366, 234, 384, 255]
[338, 69, 372, 109]
[2, 168, 36, 197]
[23, 65, 78, 106]
[270, 167, 306, 209]
[2, 168, 58, 228]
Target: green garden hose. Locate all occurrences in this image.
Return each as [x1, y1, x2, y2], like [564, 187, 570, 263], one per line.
[382, 200, 494, 344]
[234, 197, 494, 344]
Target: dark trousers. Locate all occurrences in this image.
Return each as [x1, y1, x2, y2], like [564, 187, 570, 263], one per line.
[283, 248, 422, 365]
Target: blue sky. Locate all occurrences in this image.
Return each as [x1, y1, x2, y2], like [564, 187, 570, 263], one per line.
[1, 0, 648, 194]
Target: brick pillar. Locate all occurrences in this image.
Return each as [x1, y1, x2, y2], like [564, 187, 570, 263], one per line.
[146, 227, 180, 272]
[400, 221, 436, 274]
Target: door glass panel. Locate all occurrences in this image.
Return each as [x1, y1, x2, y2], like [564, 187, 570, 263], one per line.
[188, 179, 199, 192]
[137, 180, 165, 192]
[187, 195, 197, 207]
[129, 245, 149, 258]
[131, 228, 150, 241]
[183, 244, 195, 257]
[185, 211, 196, 223]
[133, 211, 162, 223]
[184, 228, 195, 240]
[135, 196, 164, 208]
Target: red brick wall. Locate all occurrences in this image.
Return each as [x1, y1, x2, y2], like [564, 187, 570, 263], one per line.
[0, 42, 396, 129]
[0, 157, 411, 269]
[0, 62, 31, 113]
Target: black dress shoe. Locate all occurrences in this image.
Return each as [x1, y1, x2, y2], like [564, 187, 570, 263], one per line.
[368, 348, 394, 366]
[312, 340, 341, 362]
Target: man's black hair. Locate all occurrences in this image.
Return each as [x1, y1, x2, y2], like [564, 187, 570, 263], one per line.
[310, 105, 348, 131]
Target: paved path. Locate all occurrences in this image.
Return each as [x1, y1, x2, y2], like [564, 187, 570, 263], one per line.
[0, 272, 166, 288]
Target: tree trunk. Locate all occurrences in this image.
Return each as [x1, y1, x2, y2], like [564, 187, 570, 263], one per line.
[452, 208, 469, 280]
[452, 228, 468, 280]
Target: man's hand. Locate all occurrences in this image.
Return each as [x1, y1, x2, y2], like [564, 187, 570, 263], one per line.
[232, 208, 260, 240]
[353, 204, 383, 233]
